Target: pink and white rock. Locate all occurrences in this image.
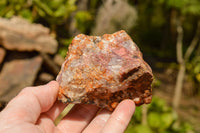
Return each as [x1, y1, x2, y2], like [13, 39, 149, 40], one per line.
[57, 30, 153, 111]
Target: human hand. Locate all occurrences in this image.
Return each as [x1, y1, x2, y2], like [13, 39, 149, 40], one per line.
[0, 81, 135, 133]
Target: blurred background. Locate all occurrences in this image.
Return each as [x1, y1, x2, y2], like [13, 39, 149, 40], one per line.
[0, 0, 200, 132]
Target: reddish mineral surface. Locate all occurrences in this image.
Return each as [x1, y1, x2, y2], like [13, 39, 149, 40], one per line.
[57, 30, 153, 111]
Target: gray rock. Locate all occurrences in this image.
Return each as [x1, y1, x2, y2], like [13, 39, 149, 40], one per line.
[92, 0, 138, 35]
[0, 55, 42, 102]
[0, 17, 58, 54]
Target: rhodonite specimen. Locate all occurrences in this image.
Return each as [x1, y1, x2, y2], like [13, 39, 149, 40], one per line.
[57, 30, 153, 111]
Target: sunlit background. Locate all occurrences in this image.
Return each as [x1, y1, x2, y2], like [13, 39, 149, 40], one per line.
[0, 0, 200, 133]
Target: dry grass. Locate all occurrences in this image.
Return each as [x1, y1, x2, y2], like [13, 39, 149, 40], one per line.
[54, 104, 74, 125]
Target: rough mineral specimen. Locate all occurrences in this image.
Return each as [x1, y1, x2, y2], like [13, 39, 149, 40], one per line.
[57, 30, 153, 111]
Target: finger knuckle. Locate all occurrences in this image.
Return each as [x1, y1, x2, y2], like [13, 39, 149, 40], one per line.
[115, 115, 126, 125]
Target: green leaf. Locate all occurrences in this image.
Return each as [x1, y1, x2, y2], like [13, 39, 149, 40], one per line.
[148, 112, 162, 129]
[157, 0, 165, 4]
[180, 122, 194, 132]
[33, 0, 54, 16]
[160, 113, 174, 129]
[36, 7, 46, 17]
[75, 11, 93, 33]
[15, 4, 22, 11]
[183, 4, 200, 15]
[152, 78, 161, 87]
[49, 0, 64, 9]
[166, 0, 187, 9]
[0, 0, 6, 5]
[67, 0, 76, 6]
[133, 107, 142, 122]
[148, 97, 167, 112]
[5, 10, 15, 18]
[54, 5, 67, 17]
[196, 74, 200, 82]
[58, 48, 68, 58]
[19, 9, 33, 22]
[125, 125, 153, 133]
[60, 38, 73, 47]
[194, 65, 200, 74]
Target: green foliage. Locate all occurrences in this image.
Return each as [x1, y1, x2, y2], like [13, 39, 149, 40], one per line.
[89, 0, 102, 11]
[125, 125, 153, 133]
[152, 78, 161, 88]
[33, 0, 76, 24]
[155, 62, 179, 70]
[159, 0, 200, 15]
[178, 122, 194, 133]
[132, 0, 177, 59]
[187, 56, 200, 94]
[183, 1, 200, 15]
[148, 112, 162, 129]
[0, 0, 76, 24]
[148, 97, 168, 112]
[19, 9, 33, 21]
[58, 37, 73, 58]
[190, 56, 200, 83]
[0, 0, 32, 19]
[132, 106, 142, 122]
[148, 112, 174, 132]
[164, 0, 187, 9]
[75, 11, 93, 33]
[125, 97, 195, 133]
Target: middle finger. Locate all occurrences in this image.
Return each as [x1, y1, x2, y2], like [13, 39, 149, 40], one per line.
[82, 109, 112, 133]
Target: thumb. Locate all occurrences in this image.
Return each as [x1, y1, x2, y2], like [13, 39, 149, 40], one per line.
[1, 81, 59, 123]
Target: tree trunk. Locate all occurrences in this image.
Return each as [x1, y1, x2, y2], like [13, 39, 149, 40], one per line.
[173, 18, 200, 109]
[175, 16, 183, 64]
[173, 15, 184, 109]
[173, 63, 186, 109]
[184, 20, 200, 61]
[142, 105, 148, 125]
